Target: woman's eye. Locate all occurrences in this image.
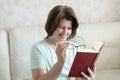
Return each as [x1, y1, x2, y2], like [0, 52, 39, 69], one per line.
[68, 27, 72, 30]
[59, 26, 64, 29]
[58, 26, 72, 30]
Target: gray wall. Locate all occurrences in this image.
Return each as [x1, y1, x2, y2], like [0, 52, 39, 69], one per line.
[0, 0, 120, 30]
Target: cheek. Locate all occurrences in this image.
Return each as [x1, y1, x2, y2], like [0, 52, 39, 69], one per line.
[55, 29, 63, 33]
[53, 29, 61, 35]
[69, 30, 72, 34]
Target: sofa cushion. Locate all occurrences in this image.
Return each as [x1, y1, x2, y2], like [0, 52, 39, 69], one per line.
[9, 26, 46, 80]
[0, 29, 11, 80]
[94, 69, 120, 80]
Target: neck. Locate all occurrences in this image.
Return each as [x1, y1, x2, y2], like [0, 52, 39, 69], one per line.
[45, 37, 58, 49]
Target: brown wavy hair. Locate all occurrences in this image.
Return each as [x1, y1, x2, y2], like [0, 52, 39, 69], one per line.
[45, 5, 79, 39]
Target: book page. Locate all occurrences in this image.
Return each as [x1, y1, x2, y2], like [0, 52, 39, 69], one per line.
[77, 41, 104, 53]
[78, 48, 98, 53]
[92, 41, 104, 51]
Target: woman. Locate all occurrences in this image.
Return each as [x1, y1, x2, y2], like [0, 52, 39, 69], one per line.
[30, 5, 95, 80]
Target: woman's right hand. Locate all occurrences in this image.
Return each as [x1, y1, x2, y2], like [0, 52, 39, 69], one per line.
[55, 42, 69, 63]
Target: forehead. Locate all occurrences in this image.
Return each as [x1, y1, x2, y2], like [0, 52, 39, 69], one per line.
[59, 19, 72, 27]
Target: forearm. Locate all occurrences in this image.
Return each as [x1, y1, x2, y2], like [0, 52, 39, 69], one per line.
[37, 61, 64, 80]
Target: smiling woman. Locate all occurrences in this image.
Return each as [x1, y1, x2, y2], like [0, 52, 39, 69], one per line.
[30, 5, 95, 80]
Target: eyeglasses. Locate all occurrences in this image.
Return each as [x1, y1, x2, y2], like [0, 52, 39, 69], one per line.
[67, 36, 86, 49]
[68, 43, 86, 49]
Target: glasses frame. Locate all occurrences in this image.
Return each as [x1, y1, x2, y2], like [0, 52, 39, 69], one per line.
[68, 36, 86, 49]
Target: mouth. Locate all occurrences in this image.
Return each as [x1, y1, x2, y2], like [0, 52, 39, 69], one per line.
[59, 34, 67, 38]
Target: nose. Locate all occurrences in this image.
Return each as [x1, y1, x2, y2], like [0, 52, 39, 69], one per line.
[63, 28, 68, 34]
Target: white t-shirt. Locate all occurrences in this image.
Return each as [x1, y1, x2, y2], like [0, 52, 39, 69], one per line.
[30, 39, 77, 80]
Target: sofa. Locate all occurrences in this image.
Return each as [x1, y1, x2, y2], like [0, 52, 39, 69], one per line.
[0, 22, 120, 80]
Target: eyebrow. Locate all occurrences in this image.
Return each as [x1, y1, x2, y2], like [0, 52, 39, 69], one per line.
[59, 24, 72, 28]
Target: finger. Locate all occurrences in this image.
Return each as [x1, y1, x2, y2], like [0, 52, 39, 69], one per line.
[87, 67, 95, 80]
[56, 42, 68, 56]
[81, 72, 89, 80]
[87, 67, 94, 78]
[58, 42, 69, 50]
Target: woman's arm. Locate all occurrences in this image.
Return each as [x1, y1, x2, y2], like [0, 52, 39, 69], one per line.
[32, 42, 69, 80]
[32, 61, 64, 80]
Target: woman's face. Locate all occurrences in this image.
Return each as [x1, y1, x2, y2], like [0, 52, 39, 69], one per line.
[52, 19, 72, 42]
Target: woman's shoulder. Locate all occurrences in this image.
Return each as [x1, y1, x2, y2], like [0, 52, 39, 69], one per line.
[32, 39, 46, 48]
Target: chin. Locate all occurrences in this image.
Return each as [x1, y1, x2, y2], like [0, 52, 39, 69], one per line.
[59, 38, 67, 41]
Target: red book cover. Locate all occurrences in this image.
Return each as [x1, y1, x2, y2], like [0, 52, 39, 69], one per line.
[68, 41, 104, 77]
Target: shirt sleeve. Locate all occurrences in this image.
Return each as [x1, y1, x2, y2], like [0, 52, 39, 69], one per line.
[30, 45, 46, 69]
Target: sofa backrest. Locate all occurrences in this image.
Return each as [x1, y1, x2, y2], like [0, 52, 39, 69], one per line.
[9, 22, 120, 80]
[9, 26, 47, 80]
[0, 29, 11, 80]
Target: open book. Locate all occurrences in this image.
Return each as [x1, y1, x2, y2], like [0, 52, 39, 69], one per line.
[68, 41, 104, 77]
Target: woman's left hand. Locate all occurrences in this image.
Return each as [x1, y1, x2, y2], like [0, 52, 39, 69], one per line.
[76, 66, 96, 80]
